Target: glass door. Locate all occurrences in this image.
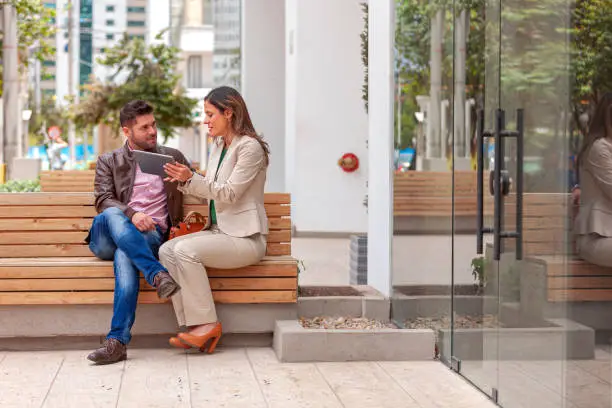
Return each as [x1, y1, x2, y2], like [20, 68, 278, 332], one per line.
[450, 0, 502, 401]
[495, 0, 572, 406]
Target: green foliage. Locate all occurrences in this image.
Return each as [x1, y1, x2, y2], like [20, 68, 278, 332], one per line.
[71, 32, 198, 141]
[0, 179, 40, 192]
[360, 2, 368, 112]
[569, 0, 612, 133]
[471, 256, 486, 288]
[0, 0, 56, 96]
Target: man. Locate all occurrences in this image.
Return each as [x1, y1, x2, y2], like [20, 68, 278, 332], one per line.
[86, 100, 190, 365]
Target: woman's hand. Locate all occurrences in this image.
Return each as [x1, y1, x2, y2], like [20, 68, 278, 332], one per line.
[164, 162, 193, 183]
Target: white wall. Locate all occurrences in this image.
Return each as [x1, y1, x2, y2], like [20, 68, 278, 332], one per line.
[286, 0, 368, 234]
[241, 0, 286, 193]
[148, 0, 170, 43]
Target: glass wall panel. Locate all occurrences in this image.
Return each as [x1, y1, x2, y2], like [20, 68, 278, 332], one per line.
[391, 0, 457, 367]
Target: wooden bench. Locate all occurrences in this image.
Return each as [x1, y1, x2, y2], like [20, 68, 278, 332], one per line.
[40, 170, 96, 192]
[507, 193, 612, 302]
[0, 193, 297, 305]
[393, 171, 492, 217]
[39, 169, 206, 192]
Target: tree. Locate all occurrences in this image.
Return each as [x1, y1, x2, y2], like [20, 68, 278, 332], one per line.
[569, 0, 612, 137]
[0, 0, 56, 96]
[71, 33, 198, 142]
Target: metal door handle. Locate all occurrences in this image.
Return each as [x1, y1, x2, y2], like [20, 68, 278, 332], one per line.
[476, 109, 523, 261]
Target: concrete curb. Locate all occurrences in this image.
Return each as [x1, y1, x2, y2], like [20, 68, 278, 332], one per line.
[273, 320, 435, 362]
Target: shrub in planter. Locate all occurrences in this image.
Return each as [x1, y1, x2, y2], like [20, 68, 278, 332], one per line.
[0, 179, 41, 193]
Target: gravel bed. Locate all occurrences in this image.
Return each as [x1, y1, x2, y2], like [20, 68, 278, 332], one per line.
[299, 316, 397, 330]
[404, 315, 500, 331]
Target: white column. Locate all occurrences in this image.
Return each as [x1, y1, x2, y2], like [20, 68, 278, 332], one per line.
[284, 0, 297, 197]
[367, 0, 395, 297]
[286, 0, 368, 234]
[242, 0, 286, 192]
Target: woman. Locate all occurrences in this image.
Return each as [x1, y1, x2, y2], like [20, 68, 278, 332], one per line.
[159, 86, 270, 353]
[575, 92, 612, 266]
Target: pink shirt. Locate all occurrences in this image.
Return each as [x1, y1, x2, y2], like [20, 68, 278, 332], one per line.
[128, 163, 169, 232]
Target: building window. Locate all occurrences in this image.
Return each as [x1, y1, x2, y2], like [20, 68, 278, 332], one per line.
[42, 89, 56, 95]
[127, 20, 145, 27]
[106, 19, 115, 26]
[106, 33, 114, 40]
[187, 56, 203, 88]
[42, 60, 56, 67]
[100, 48, 106, 54]
[127, 6, 146, 13]
[128, 35, 145, 40]
[106, 5, 115, 12]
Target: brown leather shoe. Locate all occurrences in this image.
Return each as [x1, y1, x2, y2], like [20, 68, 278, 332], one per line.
[154, 271, 180, 299]
[87, 338, 127, 365]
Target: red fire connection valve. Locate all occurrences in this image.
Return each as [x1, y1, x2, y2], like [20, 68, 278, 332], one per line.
[338, 153, 359, 173]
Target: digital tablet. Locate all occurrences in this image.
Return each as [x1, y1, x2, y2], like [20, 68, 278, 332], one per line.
[132, 150, 175, 177]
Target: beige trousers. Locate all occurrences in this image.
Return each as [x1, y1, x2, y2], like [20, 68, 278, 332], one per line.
[576, 233, 612, 268]
[158, 225, 267, 327]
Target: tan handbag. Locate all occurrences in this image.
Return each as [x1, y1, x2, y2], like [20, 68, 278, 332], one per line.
[168, 211, 206, 240]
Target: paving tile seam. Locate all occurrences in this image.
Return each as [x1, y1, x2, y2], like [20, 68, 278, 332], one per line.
[244, 348, 271, 408]
[184, 351, 193, 408]
[374, 362, 425, 408]
[114, 359, 127, 408]
[39, 355, 65, 408]
[313, 363, 347, 408]
[506, 361, 593, 405]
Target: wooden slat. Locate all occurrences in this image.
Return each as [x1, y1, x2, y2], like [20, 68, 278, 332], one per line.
[548, 276, 612, 290]
[0, 218, 92, 231]
[0, 229, 290, 245]
[183, 203, 290, 217]
[0, 245, 94, 257]
[212, 290, 296, 303]
[269, 218, 291, 230]
[545, 260, 612, 277]
[0, 193, 94, 206]
[211, 277, 296, 290]
[0, 192, 290, 206]
[0, 242, 290, 257]
[0, 277, 297, 291]
[0, 290, 297, 305]
[40, 170, 96, 176]
[0, 232, 88, 245]
[0, 206, 96, 218]
[548, 289, 612, 302]
[0, 261, 298, 279]
[0, 217, 290, 232]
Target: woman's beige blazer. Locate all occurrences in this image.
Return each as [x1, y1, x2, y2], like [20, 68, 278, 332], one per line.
[178, 135, 269, 237]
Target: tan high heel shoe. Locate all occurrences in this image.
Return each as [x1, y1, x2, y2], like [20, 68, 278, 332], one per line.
[177, 322, 222, 354]
[169, 336, 191, 349]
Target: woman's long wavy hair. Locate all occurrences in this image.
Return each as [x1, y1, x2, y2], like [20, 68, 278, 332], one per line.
[578, 93, 612, 166]
[204, 86, 270, 165]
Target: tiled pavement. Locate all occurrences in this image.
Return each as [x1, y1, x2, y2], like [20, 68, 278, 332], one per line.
[0, 347, 496, 408]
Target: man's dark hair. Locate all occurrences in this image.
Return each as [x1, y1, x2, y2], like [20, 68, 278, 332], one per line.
[119, 100, 154, 128]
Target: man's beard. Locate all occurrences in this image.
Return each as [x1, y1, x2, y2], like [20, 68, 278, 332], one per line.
[129, 130, 157, 151]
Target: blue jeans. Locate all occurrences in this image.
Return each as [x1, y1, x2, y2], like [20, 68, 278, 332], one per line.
[88, 207, 167, 345]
